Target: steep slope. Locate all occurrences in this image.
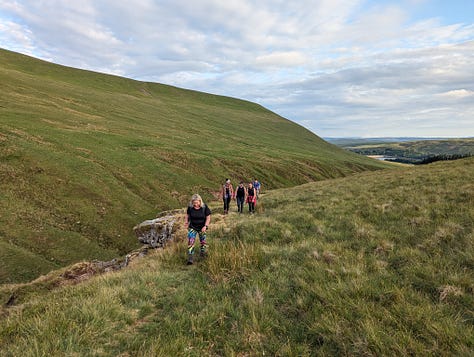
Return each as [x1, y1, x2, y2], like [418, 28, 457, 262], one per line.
[0, 48, 388, 283]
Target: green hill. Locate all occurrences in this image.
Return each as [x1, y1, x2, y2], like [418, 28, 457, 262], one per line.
[0, 48, 387, 284]
[1, 158, 472, 355]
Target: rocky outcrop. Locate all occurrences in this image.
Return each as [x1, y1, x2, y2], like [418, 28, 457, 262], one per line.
[2, 211, 183, 310]
[133, 211, 180, 248]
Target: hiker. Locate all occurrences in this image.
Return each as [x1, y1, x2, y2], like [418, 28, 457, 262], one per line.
[220, 178, 234, 214]
[247, 182, 257, 214]
[184, 193, 211, 265]
[235, 181, 247, 213]
[253, 178, 261, 198]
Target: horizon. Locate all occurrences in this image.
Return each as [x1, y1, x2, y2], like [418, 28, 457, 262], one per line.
[324, 136, 474, 139]
[1, 0, 473, 137]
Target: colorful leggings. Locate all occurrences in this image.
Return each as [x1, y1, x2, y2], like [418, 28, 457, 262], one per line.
[187, 228, 207, 255]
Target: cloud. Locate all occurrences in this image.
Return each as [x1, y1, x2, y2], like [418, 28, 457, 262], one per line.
[0, 19, 35, 52]
[265, 39, 474, 137]
[440, 89, 474, 99]
[255, 52, 309, 68]
[0, 0, 473, 137]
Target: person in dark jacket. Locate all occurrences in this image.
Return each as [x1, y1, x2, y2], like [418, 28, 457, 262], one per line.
[184, 194, 211, 265]
[220, 178, 234, 214]
[234, 181, 247, 213]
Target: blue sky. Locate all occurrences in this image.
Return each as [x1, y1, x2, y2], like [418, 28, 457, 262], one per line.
[1, 0, 473, 138]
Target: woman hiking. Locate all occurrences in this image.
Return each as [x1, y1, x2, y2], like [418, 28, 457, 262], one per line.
[220, 178, 234, 214]
[184, 194, 211, 265]
[235, 181, 247, 213]
[253, 178, 261, 198]
[247, 182, 257, 214]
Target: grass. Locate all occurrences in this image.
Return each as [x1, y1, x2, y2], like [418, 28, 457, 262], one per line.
[1, 157, 472, 356]
[0, 48, 388, 284]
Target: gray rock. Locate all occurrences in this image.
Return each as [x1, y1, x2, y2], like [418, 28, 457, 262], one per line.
[133, 214, 177, 248]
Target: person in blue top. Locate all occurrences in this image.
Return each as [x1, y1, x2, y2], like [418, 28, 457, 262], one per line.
[184, 194, 211, 265]
[253, 178, 261, 198]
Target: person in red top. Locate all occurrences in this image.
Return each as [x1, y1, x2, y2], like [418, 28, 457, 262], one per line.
[246, 182, 257, 214]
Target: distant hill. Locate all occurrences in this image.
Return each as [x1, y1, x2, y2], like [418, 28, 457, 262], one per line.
[325, 137, 474, 147]
[0, 48, 388, 283]
[332, 138, 474, 164]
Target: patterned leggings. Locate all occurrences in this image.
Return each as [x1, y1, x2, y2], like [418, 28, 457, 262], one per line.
[187, 228, 207, 255]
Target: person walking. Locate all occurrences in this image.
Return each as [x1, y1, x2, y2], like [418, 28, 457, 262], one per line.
[235, 181, 247, 213]
[253, 178, 261, 198]
[247, 182, 257, 214]
[184, 194, 211, 265]
[220, 178, 234, 214]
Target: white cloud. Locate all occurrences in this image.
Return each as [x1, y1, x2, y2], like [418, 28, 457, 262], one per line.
[440, 89, 474, 99]
[255, 52, 309, 68]
[0, 19, 34, 52]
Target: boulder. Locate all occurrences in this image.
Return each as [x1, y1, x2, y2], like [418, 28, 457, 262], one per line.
[133, 214, 177, 248]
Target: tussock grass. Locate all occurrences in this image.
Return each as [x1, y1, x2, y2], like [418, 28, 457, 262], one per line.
[1, 158, 472, 355]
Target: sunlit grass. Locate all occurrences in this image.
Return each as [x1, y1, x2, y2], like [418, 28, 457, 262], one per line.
[1, 158, 472, 355]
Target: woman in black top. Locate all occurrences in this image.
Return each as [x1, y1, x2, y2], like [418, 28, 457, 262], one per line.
[235, 181, 247, 213]
[185, 194, 211, 265]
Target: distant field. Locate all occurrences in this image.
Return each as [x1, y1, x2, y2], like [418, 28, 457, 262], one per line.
[330, 138, 474, 164]
[324, 137, 439, 147]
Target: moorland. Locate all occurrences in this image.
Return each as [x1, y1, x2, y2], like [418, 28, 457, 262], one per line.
[1, 157, 472, 355]
[1, 49, 472, 356]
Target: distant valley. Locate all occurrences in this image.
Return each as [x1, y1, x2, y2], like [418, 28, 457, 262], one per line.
[327, 137, 474, 164]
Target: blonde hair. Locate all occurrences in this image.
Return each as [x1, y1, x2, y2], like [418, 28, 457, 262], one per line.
[189, 193, 204, 207]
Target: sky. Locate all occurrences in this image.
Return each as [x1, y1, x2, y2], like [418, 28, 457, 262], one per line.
[1, 0, 473, 138]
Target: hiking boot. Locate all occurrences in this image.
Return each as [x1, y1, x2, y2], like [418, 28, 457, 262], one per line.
[186, 255, 194, 265]
[200, 250, 208, 259]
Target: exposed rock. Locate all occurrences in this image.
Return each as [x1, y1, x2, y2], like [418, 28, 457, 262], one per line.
[2, 212, 183, 310]
[133, 213, 178, 248]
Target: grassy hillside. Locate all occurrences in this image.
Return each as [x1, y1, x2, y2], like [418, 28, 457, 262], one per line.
[0, 48, 388, 284]
[1, 158, 472, 356]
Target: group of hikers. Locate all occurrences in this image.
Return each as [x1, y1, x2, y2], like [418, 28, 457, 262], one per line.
[220, 178, 261, 214]
[184, 178, 261, 265]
